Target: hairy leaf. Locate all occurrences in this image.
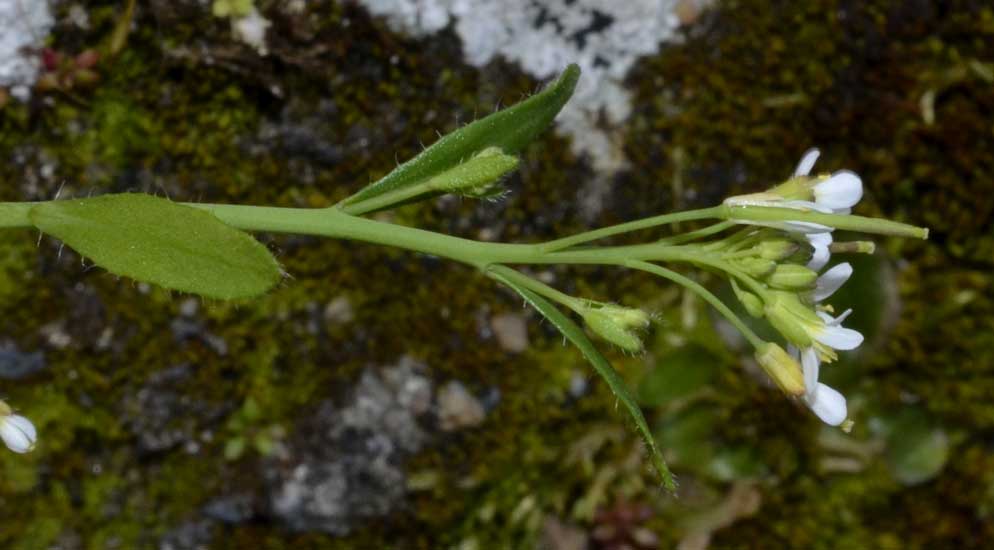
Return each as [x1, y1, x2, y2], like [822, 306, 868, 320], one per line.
[29, 194, 281, 299]
[343, 64, 580, 207]
[490, 267, 676, 491]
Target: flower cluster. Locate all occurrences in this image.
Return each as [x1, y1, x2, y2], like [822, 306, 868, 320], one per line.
[724, 148, 870, 426]
[493, 147, 916, 431]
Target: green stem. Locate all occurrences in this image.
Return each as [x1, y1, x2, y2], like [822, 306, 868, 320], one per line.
[701, 227, 758, 252]
[0, 201, 771, 294]
[338, 182, 435, 216]
[190, 203, 532, 270]
[540, 206, 724, 253]
[657, 220, 736, 245]
[626, 260, 765, 350]
[722, 204, 928, 239]
[485, 265, 582, 311]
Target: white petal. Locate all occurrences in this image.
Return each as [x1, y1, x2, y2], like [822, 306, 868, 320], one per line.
[813, 170, 863, 210]
[794, 148, 821, 177]
[815, 324, 864, 350]
[807, 232, 833, 247]
[781, 221, 834, 234]
[801, 347, 820, 395]
[806, 232, 833, 271]
[1, 415, 37, 453]
[804, 383, 848, 426]
[812, 262, 853, 302]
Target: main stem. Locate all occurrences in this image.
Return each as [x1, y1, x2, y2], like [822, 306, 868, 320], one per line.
[186, 203, 714, 271]
[0, 201, 775, 278]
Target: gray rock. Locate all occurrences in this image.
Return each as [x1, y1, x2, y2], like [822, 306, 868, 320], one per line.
[119, 364, 224, 454]
[203, 494, 255, 524]
[0, 341, 45, 379]
[158, 519, 214, 550]
[266, 357, 434, 535]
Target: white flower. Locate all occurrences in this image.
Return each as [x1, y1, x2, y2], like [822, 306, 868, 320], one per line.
[813, 170, 863, 213]
[0, 413, 37, 454]
[793, 345, 848, 426]
[812, 262, 853, 302]
[812, 308, 863, 351]
[792, 148, 864, 214]
[789, 148, 861, 266]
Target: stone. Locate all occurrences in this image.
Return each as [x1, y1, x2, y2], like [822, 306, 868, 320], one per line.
[266, 357, 434, 534]
[490, 312, 529, 353]
[437, 380, 486, 432]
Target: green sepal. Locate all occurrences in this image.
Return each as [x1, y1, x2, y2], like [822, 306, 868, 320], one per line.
[342, 65, 580, 208]
[29, 194, 282, 300]
[489, 266, 676, 491]
[766, 264, 818, 290]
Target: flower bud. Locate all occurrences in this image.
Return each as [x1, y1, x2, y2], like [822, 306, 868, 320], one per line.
[755, 239, 800, 261]
[730, 280, 764, 318]
[427, 147, 519, 199]
[763, 292, 816, 348]
[734, 257, 776, 278]
[597, 304, 651, 329]
[766, 264, 818, 290]
[581, 306, 648, 353]
[754, 342, 805, 396]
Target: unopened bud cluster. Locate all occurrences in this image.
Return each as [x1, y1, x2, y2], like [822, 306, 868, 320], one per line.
[580, 302, 652, 353]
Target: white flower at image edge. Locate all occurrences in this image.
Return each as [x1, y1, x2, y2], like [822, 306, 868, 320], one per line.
[0, 413, 37, 453]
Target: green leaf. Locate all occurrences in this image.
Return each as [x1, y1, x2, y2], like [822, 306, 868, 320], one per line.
[657, 403, 718, 467]
[343, 64, 580, 207]
[638, 345, 721, 407]
[490, 268, 676, 491]
[883, 408, 949, 486]
[29, 194, 281, 299]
